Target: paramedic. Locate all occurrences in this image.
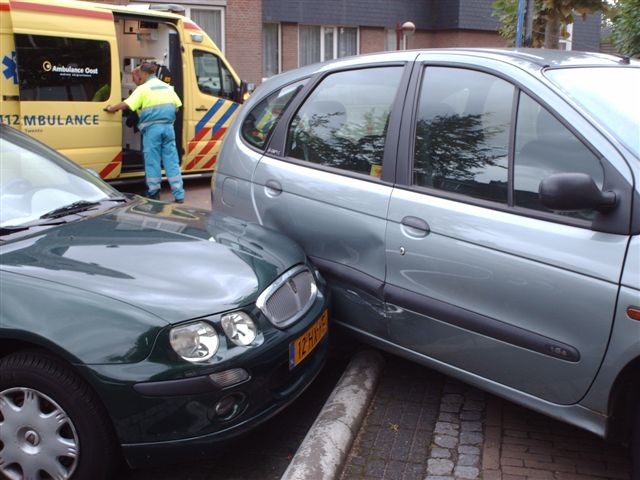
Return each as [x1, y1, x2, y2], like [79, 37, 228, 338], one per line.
[105, 62, 184, 203]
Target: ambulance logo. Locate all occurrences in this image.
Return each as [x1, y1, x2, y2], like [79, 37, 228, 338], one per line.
[2, 51, 18, 84]
[42, 60, 52, 72]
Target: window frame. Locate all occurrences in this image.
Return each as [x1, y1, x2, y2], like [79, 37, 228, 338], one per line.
[411, 65, 516, 205]
[262, 22, 282, 79]
[239, 78, 308, 153]
[399, 60, 628, 233]
[264, 62, 413, 186]
[297, 24, 360, 67]
[185, 6, 225, 53]
[192, 48, 237, 101]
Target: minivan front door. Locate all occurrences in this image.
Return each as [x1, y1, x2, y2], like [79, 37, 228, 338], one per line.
[384, 62, 631, 405]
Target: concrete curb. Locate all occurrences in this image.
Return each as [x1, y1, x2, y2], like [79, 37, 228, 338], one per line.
[281, 349, 385, 480]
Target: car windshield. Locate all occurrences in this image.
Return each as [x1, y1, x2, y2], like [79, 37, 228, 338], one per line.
[545, 67, 640, 158]
[0, 127, 122, 228]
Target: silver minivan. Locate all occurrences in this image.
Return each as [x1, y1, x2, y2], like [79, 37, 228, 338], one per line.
[212, 49, 639, 468]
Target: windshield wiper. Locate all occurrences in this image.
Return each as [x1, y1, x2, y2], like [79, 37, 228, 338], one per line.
[0, 219, 67, 237]
[40, 200, 100, 220]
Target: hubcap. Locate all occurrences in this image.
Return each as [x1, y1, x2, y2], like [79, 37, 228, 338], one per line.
[0, 387, 79, 480]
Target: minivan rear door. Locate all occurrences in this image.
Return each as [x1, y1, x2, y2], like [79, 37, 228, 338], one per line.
[251, 60, 413, 333]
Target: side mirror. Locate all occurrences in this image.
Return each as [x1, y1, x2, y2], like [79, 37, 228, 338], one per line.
[235, 80, 251, 104]
[539, 173, 616, 212]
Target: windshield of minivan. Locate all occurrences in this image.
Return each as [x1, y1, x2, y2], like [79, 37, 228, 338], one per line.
[545, 67, 639, 158]
[0, 127, 121, 228]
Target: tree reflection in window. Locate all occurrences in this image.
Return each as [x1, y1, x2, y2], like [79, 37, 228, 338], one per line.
[413, 67, 514, 203]
[287, 67, 403, 178]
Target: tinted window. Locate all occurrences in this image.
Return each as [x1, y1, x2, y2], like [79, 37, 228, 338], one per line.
[193, 50, 237, 101]
[413, 67, 514, 203]
[514, 93, 604, 220]
[242, 80, 307, 150]
[286, 67, 403, 178]
[15, 34, 111, 102]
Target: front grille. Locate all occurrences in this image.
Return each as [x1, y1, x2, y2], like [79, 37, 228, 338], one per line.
[257, 266, 317, 328]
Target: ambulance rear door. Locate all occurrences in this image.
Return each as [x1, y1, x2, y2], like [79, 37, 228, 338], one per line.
[9, 0, 123, 179]
[1, 0, 20, 126]
[182, 20, 241, 174]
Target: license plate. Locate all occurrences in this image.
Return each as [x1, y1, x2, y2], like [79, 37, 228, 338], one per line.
[289, 310, 329, 370]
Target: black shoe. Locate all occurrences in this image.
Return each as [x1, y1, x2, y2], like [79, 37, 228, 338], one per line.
[146, 192, 160, 200]
[174, 198, 184, 204]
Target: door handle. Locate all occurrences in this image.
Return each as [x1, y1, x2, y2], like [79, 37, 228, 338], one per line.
[401, 216, 430, 236]
[195, 106, 208, 111]
[265, 180, 283, 196]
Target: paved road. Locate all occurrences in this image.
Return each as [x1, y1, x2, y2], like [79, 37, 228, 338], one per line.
[112, 173, 213, 208]
[342, 353, 632, 480]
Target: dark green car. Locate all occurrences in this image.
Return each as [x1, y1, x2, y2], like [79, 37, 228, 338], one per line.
[0, 125, 329, 479]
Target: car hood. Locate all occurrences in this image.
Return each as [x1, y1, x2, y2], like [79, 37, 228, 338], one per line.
[0, 199, 306, 323]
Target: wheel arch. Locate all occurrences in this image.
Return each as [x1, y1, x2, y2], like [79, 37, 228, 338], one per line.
[607, 355, 640, 443]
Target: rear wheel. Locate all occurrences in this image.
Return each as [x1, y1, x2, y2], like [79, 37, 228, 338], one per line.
[0, 351, 117, 480]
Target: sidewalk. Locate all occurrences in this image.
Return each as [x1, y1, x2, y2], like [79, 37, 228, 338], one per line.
[339, 353, 631, 480]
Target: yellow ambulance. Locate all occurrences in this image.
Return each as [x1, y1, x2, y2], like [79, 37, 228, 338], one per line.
[0, 0, 247, 179]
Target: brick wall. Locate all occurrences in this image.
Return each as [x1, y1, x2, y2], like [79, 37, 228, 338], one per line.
[281, 22, 299, 72]
[226, 0, 263, 85]
[360, 27, 386, 54]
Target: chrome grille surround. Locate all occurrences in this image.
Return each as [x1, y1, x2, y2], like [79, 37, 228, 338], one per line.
[256, 265, 318, 328]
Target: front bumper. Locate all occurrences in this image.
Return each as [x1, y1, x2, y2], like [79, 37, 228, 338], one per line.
[79, 295, 329, 468]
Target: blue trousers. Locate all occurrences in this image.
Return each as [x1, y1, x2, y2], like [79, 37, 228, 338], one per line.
[142, 123, 184, 201]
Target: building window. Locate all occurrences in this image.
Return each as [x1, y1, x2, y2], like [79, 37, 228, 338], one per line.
[263, 23, 280, 79]
[299, 25, 358, 67]
[188, 8, 224, 52]
[385, 28, 408, 51]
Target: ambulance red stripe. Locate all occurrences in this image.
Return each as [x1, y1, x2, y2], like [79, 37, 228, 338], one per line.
[99, 152, 122, 179]
[10, 1, 113, 20]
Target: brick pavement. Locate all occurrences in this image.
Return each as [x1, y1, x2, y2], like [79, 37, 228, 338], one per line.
[341, 353, 632, 480]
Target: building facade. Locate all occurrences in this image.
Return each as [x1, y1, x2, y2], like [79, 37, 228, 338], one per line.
[114, 1, 602, 85]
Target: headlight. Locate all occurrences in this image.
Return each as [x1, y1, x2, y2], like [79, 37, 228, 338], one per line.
[221, 311, 258, 346]
[170, 321, 219, 362]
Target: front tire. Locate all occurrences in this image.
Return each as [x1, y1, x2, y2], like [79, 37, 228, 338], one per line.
[0, 351, 117, 480]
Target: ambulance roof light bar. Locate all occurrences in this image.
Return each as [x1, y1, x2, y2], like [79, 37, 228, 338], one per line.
[148, 4, 185, 14]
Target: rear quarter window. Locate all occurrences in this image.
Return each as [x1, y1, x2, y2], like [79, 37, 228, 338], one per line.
[241, 80, 307, 150]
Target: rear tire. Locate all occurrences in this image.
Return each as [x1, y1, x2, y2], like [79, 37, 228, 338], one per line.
[0, 350, 117, 480]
